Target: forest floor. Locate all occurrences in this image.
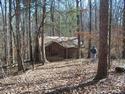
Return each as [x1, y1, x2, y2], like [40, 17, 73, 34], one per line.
[0, 59, 125, 94]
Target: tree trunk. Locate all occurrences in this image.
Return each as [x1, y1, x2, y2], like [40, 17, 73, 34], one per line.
[39, 0, 48, 64]
[24, 0, 29, 60]
[16, 0, 24, 71]
[9, 0, 13, 64]
[80, 0, 84, 48]
[28, 0, 33, 62]
[34, 0, 41, 63]
[0, 0, 7, 64]
[122, 0, 125, 59]
[57, 0, 61, 36]
[5, 0, 7, 64]
[50, 0, 55, 36]
[94, 0, 109, 80]
[80, 0, 84, 32]
[87, 0, 92, 58]
[34, 0, 48, 64]
[94, 0, 97, 31]
[76, 0, 81, 59]
[108, 0, 112, 69]
[22, 0, 26, 63]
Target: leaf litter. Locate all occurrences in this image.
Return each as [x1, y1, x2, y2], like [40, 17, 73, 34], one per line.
[0, 59, 125, 94]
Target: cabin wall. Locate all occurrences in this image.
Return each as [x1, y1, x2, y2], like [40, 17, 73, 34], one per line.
[67, 48, 78, 58]
[45, 42, 65, 61]
[45, 42, 80, 62]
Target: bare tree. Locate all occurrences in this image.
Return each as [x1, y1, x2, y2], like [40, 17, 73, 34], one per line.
[9, 0, 13, 64]
[39, 0, 48, 64]
[108, 0, 112, 69]
[15, 0, 24, 71]
[28, 0, 33, 62]
[94, 0, 109, 80]
[94, 0, 97, 31]
[80, 0, 84, 32]
[4, 0, 7, 64]
[87, 0, 92, 58]
[76, 0, 81, 58]
[122, 0, 125, 58]
[0, 0, 7, 64]
[34, 0, 48, 64]
[50, 0, 55, 36]
[34, 0, 41, 63]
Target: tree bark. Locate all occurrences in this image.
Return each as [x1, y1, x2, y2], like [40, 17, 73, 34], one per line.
[76, 0, 81, 59]
[108, 0, 112, 69]
[39, 0, 48, 64]
[80, 0, 84, 32]
[0, 0, 7, 64]
[16, 0, 24, 71]
[9, 0, 13, 64]
[28, 0, 33, 62]
[94, 0, 109, 80]
[4, 0, 7, 64]
[87, 0, 92, 58]
[34, 0, 41, 63]
[50, 0, 55, 36]
[122, 0, 125, 59]
[94, 0, 97, 31]
[34, 0, 48, 64]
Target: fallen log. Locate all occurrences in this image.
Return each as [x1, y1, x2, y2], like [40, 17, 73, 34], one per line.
[115, 67, 125, 73]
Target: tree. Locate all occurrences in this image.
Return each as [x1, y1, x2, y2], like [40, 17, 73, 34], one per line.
[0, 0, 7, 64]
[80, 0, 84, 33]
[28, 0, 33, 62]
[50, 0, 55, 36]
[15, 0, 24, 71]
[8, 0, 13, 72]
[94, 0, 97, 31]
[94, 0, 109, 80]
[39, 0, 48, 64]
[76, 0, 81, 58]
[4, 0, 7, 64]
[87, 0, 92, 58]
[122, 0, 125, 58]
[34, 0, 41, 63]
[34, 0, 48, 64]
[108, 0, 112, 68]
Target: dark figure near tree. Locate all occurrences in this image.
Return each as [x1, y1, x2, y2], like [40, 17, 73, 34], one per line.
[90, 46, 97, 63]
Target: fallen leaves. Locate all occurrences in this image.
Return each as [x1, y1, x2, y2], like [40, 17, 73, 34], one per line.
[0, 59, 124, 94]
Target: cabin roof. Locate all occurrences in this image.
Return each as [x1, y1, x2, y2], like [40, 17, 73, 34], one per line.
[42, 36, 84, 48]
